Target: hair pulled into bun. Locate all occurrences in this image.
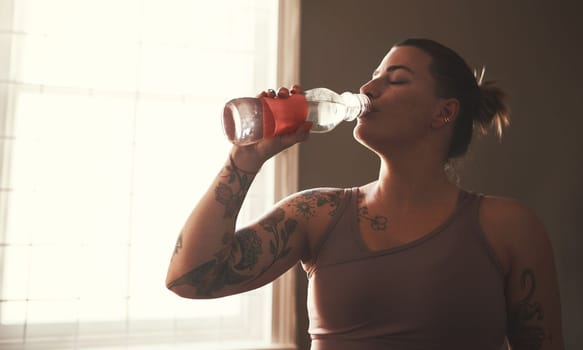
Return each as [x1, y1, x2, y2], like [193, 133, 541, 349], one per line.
[396, 39, 511, 159]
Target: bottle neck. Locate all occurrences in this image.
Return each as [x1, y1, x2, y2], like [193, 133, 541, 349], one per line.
[342, 92, 371, 121]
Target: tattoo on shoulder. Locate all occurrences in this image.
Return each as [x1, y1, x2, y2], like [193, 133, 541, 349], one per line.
[508, 268, 551, 349]
[357, 192, 388, 231]
[215, 157, 256, 218]
[287, 190, 343, 219]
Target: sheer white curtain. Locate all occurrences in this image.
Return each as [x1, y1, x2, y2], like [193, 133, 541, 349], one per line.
[0, 1, 298, 349]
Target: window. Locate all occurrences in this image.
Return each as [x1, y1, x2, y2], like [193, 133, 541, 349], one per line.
[0, 0, 300, 349]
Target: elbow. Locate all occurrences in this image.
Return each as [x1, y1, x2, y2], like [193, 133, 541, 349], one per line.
[165, 271, 189, 298]
[166, 283, 219, 300]
[167, 284, 190, 299]
[164, 276, 186, 299]
[165, 260, 235, 299]
[165, 272, 212, 299]
[165, 277, 195, 299]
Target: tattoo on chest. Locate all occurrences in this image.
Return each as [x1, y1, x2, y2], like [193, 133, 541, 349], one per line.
[287, 190, 342, 219]
[508, 268, 550, 349]
[357, 193, 388, 230]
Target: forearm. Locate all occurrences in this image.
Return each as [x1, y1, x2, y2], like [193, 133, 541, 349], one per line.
[165, 151, 262, 297]
[165, 120, 310, 298]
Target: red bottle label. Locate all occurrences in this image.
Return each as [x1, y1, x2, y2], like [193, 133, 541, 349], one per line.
[260, 94, 309, 138]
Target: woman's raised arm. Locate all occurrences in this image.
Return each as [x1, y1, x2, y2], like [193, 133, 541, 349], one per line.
[165, 88, 314, 298]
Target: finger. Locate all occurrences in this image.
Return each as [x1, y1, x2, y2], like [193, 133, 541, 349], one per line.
[277, 87, 290, 98]
[257, 91, 268, 98]
[290, 85, 303, 95]
[267, 89, 276, 98]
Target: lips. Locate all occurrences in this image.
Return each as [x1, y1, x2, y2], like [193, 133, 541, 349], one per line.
[364, 102, 378, 115]
[358, 109, 376, 119]
[357, 113, 372, 123]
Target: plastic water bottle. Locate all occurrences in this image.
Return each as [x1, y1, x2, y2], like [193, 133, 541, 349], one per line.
[222, 87, 372, 145]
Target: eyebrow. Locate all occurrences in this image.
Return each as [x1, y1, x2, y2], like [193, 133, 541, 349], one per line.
[373, 65, 415, 77]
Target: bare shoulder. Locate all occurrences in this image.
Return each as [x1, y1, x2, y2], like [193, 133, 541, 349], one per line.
[281, 187, 348, 217]
[480, 195, 549, 244]
[279, 187, 349, 262]
[479, 195, 552, 276]
[481, 195, 564, 348]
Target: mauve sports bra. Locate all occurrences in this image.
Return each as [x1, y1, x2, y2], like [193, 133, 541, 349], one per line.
[303, 188, 507, 350]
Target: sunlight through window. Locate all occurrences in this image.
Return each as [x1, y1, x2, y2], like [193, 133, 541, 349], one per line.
[0, 1, 284, 349]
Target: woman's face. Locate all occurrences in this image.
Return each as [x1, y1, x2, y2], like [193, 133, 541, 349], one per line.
[354, 46, 445, 154]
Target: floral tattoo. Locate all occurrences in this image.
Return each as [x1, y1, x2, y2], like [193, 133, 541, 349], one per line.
[166, 207, 300, 297]
[357, 193, 388, 230]
[166, 229, 263, 297]
[287, 190, 343, 219]
[215, 156, 256, 218]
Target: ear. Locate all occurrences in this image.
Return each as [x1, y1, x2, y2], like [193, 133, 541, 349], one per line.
[431, 98, 460, 128]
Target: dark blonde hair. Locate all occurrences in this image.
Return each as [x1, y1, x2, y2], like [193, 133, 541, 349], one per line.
[396, 38, 510, 159]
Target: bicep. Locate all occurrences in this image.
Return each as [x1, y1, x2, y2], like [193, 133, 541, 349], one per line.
[219, 187, 346, 294]
[505, 209, 564, 349]
[228, 206, 309, 293]
[169, 205, 308, 298]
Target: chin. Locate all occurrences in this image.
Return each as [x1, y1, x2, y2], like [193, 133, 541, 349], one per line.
[353, 122, 400, 157]
[353, 123, 380, 151]
[352, 122, 365, 142]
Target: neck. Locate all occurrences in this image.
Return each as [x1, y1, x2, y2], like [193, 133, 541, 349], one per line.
[372, 151, 457, 208]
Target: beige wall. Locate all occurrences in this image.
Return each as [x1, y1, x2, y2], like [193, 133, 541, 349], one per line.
[295, 0, 583, 349]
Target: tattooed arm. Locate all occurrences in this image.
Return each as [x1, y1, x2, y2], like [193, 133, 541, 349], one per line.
[481, 197, 564, 350]
[165, 115, 322, 299]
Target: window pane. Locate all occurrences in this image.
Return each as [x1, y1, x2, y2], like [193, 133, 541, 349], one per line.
[0, 0, 281, 348]
[0, 246, 29, 301]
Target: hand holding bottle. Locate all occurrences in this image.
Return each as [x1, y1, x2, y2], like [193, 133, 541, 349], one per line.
[223, 85, 370, 145]
[229, 85, 313, 173]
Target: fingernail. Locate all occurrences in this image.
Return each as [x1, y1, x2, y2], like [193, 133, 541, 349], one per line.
[277, 87, 290, 98]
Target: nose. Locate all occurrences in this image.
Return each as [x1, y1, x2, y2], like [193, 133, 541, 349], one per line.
[359, 78, 378, 99]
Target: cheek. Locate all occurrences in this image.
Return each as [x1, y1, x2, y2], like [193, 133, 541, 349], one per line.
[352, 88, 439, 147]
[395, 91, 433, 116]
[384, 96, 433, 133]
[352, 103, 434, 149]
[395, 93, 437, 131]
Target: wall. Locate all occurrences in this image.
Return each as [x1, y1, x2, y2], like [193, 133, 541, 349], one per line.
[296, 0, 583, 349]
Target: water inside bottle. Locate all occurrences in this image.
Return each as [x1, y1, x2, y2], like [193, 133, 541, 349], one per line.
[306, 100, 347, 132]
[223, 98, 264, 145]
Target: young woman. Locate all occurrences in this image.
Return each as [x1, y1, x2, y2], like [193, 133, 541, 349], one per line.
[166, 39, 564, 350]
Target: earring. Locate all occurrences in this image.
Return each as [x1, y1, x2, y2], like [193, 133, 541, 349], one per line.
[444, 116, 451, 124]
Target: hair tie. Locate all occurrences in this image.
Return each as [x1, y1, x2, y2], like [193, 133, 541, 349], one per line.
[473, 66, 486, 86]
